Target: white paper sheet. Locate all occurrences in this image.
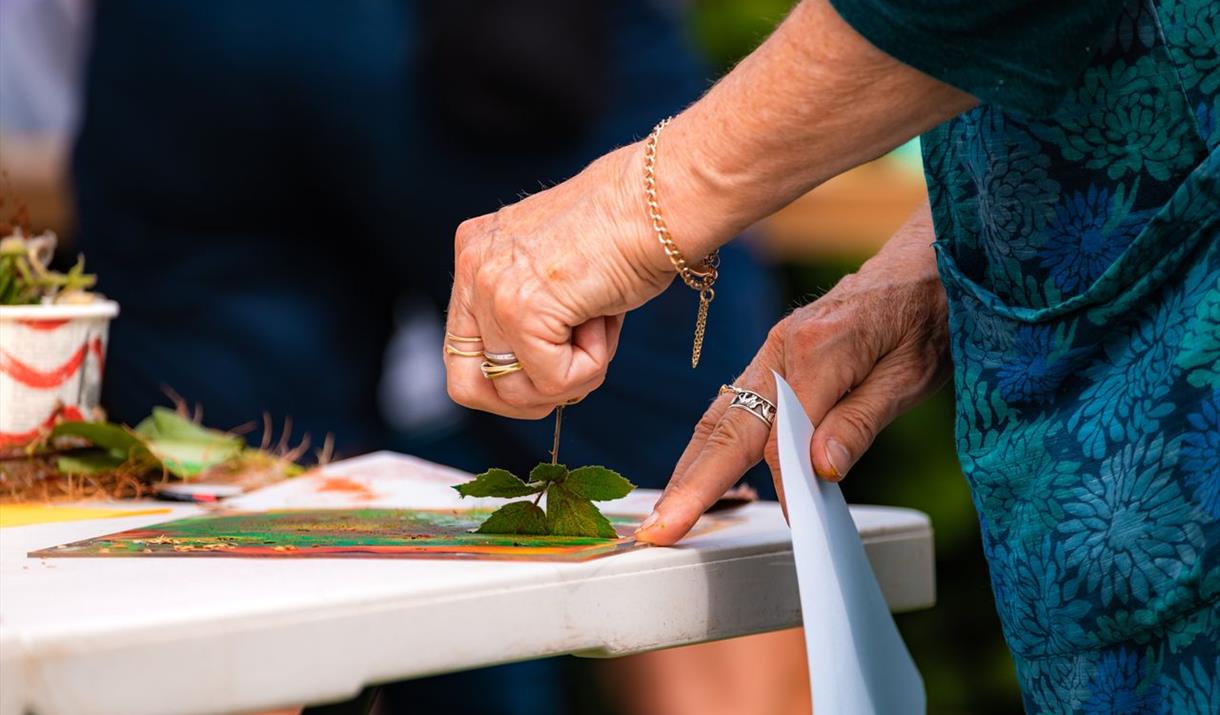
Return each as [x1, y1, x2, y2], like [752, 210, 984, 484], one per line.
[773, 373, 925, 715]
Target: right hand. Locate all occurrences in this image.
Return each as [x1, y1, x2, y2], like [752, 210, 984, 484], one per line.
[636, 204, 952, 545]
[444, 144, 685, 419]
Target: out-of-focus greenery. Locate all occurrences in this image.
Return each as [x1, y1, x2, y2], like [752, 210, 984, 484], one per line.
[688, 0, 800, 72]
[684, 1, 1025, 710]
[0, 231, 95, 305]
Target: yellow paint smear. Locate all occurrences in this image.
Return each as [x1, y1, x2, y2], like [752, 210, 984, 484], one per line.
[0, 505, 171, 528]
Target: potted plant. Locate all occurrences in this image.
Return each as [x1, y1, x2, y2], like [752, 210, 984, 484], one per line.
[0, 228, 118, 446]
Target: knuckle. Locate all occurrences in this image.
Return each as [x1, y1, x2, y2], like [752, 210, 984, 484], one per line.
[454, 244, 478, 280]
[455, 216, 488, 247]
[834, 404, 879, 447]
[789, 317, 828, 354]
[474, 262, 500, 299]
[692, 414, 718, 441]
[490, 288, 520, 329]
[446, 379, 478, 408]
[454, 220, 473, 249]
[705, 418, 747, 452]
[766, 318, 790, 347]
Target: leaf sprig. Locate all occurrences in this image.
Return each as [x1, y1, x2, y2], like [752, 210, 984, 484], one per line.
[455, 463, 635, 539]
[51, 407, 246, 477]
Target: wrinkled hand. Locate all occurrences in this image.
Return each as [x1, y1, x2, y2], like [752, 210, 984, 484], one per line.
[445, 145, 688, 419]
[636, 204, 951, 545]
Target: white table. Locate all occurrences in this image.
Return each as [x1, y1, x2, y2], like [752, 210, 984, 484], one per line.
[0, 452, 934, 715]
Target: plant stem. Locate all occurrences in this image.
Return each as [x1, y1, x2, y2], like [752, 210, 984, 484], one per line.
[550, 405, 564, 466]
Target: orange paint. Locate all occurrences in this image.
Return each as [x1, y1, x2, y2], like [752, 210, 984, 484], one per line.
[315, 476, 378, 501]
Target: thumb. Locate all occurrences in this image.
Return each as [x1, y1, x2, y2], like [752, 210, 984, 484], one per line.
[809, 373, 904, 481]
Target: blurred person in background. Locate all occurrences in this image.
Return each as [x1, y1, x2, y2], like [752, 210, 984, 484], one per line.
[444, 0, 1220, 712]
[59, 1, 806, 715]
[0, 0, 89, 236]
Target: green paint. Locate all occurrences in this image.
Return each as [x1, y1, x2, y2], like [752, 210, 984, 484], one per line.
[33, 508, 647, 562]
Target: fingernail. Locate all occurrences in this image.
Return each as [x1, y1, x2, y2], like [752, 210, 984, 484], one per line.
[634, 511, 660, 534]
[825, 439, 853, 480]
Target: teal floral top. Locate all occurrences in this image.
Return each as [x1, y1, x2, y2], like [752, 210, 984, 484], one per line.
[832, 0, 1219, 710]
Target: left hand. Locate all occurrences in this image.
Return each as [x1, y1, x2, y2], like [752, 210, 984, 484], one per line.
[635, 204, 951, 545]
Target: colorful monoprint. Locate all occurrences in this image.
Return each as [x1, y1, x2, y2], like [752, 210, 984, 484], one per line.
[31, 508, 677, 562]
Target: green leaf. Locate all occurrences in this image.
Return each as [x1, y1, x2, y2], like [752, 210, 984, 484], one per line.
[529, 463, 569, 483]
[545, 482, 618, 539]
[145, 438, 242, 478]
[475, 501, 549, 535]
[565, 466, 635, 501]
[453, 468, 543, 498]
[51, 421, 146, 458]
[136, 407, 242, 449]
[57, 450, 127, 475]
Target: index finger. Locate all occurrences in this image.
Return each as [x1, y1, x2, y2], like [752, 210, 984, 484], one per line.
[636, 369, 775, 545]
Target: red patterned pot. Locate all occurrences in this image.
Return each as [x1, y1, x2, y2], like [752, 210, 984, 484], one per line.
[0, 301, 119, 446]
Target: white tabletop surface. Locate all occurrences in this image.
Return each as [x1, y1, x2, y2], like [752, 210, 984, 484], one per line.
[0, 451, 934, 715]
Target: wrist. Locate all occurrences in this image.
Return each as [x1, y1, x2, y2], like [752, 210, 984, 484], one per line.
[611, 119, 744, 282]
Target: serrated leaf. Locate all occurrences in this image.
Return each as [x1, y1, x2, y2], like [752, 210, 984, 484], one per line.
[454, 468, 543, 498]
[57, 450, 127, 475]
[51, 420, 145, 457]
[145, 438, 242, 478]
[545, 482, 618, 539]
[475, 501, 549, 535]
[529, 463, 568, 483]
[565, 466, 635, 501]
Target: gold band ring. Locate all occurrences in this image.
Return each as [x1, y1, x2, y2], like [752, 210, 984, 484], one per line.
[445, 332, 483, 343]
[482, 350, 519, 365]
[445, 344, 484, 358]
[481, 360, 524, 380]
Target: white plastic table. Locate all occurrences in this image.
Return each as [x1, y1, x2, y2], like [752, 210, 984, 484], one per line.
[0, 452, 934, 715]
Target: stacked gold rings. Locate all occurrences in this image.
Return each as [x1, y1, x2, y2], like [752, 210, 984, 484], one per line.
[444, 332, 484, 358]
[478, 345, 521, 379]
[445, 333, 524, 380]
[480, 361, 523, 380]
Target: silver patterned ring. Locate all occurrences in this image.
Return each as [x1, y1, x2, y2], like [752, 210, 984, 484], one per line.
[719, 384, 776, 428]
[482, 350, 519, 365]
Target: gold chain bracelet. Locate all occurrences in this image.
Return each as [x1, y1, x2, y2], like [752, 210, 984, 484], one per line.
[644, 116, 719, 368]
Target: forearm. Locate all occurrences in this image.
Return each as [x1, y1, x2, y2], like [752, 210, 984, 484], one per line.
[652, 0, 973, 265]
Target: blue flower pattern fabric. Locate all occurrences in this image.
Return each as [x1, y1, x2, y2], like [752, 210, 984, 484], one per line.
[921, 0, 1220, 711]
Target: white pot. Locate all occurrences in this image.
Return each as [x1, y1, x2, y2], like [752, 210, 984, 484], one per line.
[0, 300, 119, 446]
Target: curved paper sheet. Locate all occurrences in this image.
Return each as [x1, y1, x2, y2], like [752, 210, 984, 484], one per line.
[773, 372, 925, 715]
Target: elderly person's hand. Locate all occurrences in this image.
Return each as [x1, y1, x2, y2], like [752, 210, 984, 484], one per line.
[636, 205, 951, 545]
[443, 0, 972, 419]
[444, 145, 689, 418]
